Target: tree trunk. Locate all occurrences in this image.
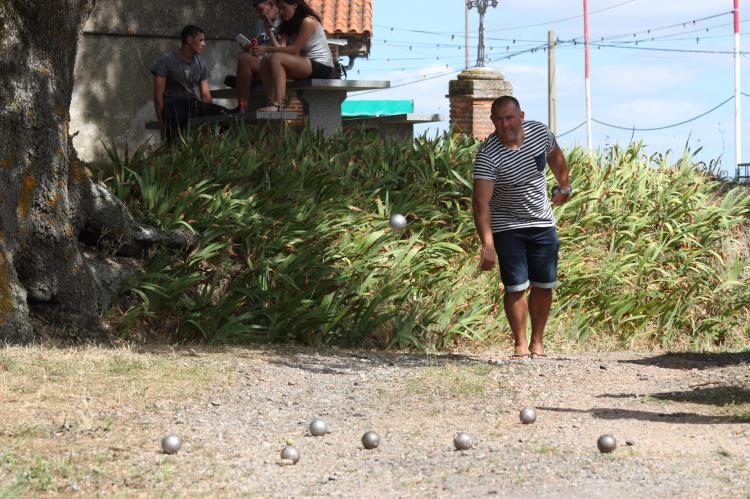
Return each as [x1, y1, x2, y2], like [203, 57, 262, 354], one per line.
[0, 1, 192, 343]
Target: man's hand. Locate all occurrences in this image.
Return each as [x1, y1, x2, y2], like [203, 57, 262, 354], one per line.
[551, 190, 570, 205]
[479, 244, 497, 271]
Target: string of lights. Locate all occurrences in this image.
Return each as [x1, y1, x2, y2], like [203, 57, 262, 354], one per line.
[592, 96, 734, 131]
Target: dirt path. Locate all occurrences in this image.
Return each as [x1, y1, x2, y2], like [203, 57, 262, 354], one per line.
[1, 346, 748, 497]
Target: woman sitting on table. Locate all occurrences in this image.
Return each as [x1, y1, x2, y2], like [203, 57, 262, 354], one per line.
[252, 0, 336, 112]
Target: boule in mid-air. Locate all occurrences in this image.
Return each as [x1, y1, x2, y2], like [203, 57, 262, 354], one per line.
[519, 406, 537, 424]
[389, 213, 408, 231]
[280, 445, 300, 464]
[597, 434, 617, 454]
[361, 431, 380, 449]
[309, 418, 329, 436]
[453, 432, 473, 451]
[161, 434, 182, 454]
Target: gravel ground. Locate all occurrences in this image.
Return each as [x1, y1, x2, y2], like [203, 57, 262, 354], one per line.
[2, 347, 749, 497]
[140, 348, 749, 497]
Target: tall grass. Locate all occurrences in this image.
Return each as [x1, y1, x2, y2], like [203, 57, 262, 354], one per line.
[102, 127, 750, 349]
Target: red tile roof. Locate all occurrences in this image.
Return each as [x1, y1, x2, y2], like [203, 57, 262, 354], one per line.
[309, 0, 372, 37]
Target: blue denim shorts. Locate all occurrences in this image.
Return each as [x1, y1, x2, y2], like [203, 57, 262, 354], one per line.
[492, 227, 560, 292]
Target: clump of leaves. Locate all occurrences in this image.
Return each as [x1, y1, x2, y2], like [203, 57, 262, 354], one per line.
[104, 126, 750, 350]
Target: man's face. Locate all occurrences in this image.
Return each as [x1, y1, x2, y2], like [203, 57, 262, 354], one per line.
[187, 33, 206, 55]
[490, 103, 524, 141]
[256, 0, 279, 20]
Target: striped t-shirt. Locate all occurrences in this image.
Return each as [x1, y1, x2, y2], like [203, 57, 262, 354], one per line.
[473, 120, 556, 233]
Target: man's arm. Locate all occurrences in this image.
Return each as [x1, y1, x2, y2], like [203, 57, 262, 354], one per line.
[472, 179, 497, 270]
[547, 142, 571, 204]
[153, 75, 166, 137]
[199, 80, 212, 104]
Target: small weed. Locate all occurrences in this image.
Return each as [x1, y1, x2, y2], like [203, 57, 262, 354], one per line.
[408, 364, 494, 397]
[0, 352, 18, 373]
[5, 423, 51, 439]
[107, 358, 148, 375]
[17, 457, 54, 492]
[717, 448, 732, 458]
[155, 462, 176, 483]
[535, 445, 560, 455]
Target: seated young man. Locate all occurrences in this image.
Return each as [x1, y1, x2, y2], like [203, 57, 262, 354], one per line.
[235, 0, 282, 112]
[151, 25, 227, 142]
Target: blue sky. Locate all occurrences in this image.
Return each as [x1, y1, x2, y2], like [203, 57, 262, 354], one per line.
[348, 0, 748, 175]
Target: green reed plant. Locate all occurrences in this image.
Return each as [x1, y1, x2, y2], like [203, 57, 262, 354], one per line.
[105, 127, 750, 349]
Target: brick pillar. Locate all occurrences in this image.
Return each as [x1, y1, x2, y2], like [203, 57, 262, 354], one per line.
[448, 67, 513, 140]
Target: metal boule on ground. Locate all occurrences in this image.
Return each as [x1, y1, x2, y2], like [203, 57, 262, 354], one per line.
[519, 406, 537, 424]
[597, 434, 617, 453]
[453, 432, 473, 450]
[309, 418, 329, 436]
[361, 431, 380, 449]
[161, 434, 182, 454]
[280, 445, 300, 464]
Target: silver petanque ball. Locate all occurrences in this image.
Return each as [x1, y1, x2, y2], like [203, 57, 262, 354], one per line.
[361, 431, 380, 450]
[519, 406, 537, 424]
[453, 432, 473, 451]
[280, 445, 300, 464]
[597, 434, 617, 454]
[309, 418, 329, 437]
[389, 213, 408, 231]
[161, 434, 182, 454]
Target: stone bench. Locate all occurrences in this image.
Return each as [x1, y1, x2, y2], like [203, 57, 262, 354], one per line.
[144, 110, 300, 130]
[212, 77, 390, 136]
[343, 113, 444, 141]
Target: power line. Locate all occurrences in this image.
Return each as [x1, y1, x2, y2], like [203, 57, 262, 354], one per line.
[484, 0, 640, 33]
[592, 96, 734, 131]
[373, 0, 638, 37]
[588, 42, 749, 55]
[355, 43, 548, 95]
[590, 11, 732, 42]
[557, 121, 587, 138]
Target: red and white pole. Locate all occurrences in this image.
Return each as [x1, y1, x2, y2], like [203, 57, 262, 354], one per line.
[584, 0, 592, 152]
[734, 0, 742, 177]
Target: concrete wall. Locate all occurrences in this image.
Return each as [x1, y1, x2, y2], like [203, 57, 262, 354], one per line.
[71, 0, 254, 163]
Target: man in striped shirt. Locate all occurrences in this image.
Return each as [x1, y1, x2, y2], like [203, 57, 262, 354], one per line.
[472, 96, 571, 360]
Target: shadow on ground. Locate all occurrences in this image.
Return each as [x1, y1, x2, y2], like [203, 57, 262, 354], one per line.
[539, 406, 748, 424]
[620, 352, 750, 370]
[263, 349, 483, 375]
[598, 385, 750, 407]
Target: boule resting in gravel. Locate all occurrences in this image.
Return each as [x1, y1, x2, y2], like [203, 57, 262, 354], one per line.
[472, 95, 572, 361]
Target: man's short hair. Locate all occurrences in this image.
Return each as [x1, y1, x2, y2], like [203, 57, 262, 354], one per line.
[253, 0, 275, 6]
[180, 25, 205, 44]
[491, 95, 521, 113]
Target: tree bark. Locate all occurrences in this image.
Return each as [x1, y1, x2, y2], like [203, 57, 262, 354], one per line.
[0, 1, 192, 343]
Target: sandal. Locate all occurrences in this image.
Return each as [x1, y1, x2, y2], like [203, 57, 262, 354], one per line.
[530, 352, 548, 359]
[256, 102, 285, 112]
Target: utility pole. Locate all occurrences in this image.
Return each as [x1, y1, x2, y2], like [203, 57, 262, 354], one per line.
[584, 0, 592, 152]
[465, 3, 470, 69]
[548, 30, 557, 135]
[467, 0, 500, 68]
[734, 0, 742, 178]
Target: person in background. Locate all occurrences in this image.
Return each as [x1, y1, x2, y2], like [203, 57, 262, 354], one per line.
[235, 0, 282, 112]
[252, 0, 336, 112]
[151, 25, 226, 141]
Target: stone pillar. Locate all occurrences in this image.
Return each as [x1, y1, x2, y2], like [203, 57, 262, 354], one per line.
[448, 67, 513, 140]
